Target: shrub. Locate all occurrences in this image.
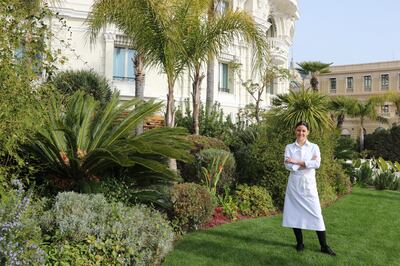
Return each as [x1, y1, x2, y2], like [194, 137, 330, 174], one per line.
[0, 181, 46, 265]
[51, 70, 113, 106]
[235, 184, 275, 217]
[356, 163, 374, 186]
[330, 162, 352, 196]
[200, 149, 236, 192]
[365, 125, 400, 162]
[41, 192, 174, 265]
[171, 183, 214, 232]
[185, 134, 229, 152]
[374, 172, 399, 190]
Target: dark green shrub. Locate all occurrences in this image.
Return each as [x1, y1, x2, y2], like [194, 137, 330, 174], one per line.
[330, 162, 352, 196]
[356, 163, 374, 186]
[374, 172, 399, 190]
[41, 192, 174, 265]
[178, 135, 229, 185]
[235, 184, 274, 217]
[51, 70, 113, 106]
[364, 125, 400, 162]
[171, 183, 214, 232]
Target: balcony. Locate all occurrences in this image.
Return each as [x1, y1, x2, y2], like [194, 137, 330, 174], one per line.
[269, 0, 299, 18]
[268, 37, 289, 65]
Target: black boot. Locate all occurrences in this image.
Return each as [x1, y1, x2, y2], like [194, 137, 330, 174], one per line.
[316, 231, 336, 256]
[293, 228, 304, 252]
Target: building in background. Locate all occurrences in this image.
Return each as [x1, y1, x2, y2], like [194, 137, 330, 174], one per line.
[50, 0, 298, 118]
[317, 61, 400, 137]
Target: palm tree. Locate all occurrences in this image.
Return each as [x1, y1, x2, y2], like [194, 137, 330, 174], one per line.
[180, 4, 267, 134]
[328, 96, 358, 128]
[271, 88, 334, 133]
[296, 61, 332, 92]
[25, 91, 191, 190]
[348, 98, 388, 151]
[87, 0, 148, 134]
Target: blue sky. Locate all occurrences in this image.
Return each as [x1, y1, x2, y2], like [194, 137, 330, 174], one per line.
[291, 0, 400, 66]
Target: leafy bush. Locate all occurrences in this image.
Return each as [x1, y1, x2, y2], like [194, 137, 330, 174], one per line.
[365, 125, 400, 162]
[235, 184, 274, 217]
[41, 192, 174, 265]
[356, 162, 374, 186]
[175, 100, 234, 139]
[51, 70, 113, 106]
[330, 162, 352, 196]
[25, 91, 191, 192]
[0, 181, 46, 265]
[171, 183, 214, 232]
[217, 187, 238, 219]
[200, 149, 236, 192]
[178, 135, 229, 185]
[374, 171, 399, 190]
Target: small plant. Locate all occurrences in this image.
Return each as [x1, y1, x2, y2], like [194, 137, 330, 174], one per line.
[171, 183, 214, 232]
[356, 162, 374, 186]
[235, 184, 275, 217]
[218, 187, 238, 220]
[201, 152, 229, 195]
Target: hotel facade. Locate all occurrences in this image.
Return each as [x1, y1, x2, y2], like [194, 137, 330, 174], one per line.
[317, 61, 400, 137]
[50, 0, 299, 118]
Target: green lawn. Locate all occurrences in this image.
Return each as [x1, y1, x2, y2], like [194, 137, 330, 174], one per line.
[163, 187, 400, 266]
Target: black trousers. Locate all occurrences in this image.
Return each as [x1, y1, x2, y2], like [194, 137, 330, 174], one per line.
[293, 228, 327, 247]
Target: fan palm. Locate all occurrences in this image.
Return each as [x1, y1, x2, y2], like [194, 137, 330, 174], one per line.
[180, 3, 267, 134]
[296, 61, 332, 92]
[328, 96, 358, 128]
[26, 91, 192, 190]
[271, 88, 334, 133]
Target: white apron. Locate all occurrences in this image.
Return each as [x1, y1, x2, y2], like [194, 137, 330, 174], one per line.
[282, 141, 326, 231]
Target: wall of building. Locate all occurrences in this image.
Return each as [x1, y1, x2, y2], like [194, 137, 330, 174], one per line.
[317, 61, 400, 137]
[50, 0, 298, 119]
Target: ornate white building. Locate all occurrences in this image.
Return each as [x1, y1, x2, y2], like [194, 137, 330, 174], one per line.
[50, 0, 298, 117]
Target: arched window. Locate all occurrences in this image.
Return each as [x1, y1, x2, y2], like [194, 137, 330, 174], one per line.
[266, 17, 277, 38]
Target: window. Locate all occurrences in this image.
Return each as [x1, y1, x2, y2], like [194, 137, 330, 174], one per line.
[329, 78, 336, 93]
[381, 104, 389, 116]
[113, 47, 135, 81]
[219, 62, 229, 92]
[268, 82, 274, 94]
[216, 0, 229, 14]
[346, 77, 353, 92]
[381, 74, 389, 90]
[364, 75, 372, 91]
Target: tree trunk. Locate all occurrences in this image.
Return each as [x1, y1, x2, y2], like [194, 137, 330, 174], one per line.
[134, 53, 145, 135]
[206, 1, 216, 116]
[192, 69, 205, 135]
[206, 55, 215, 116]
[337, 113, 345, 128]
[359, 119, 365, 152]
[165, 77, 177, 171]
[310, 75, 319, 92]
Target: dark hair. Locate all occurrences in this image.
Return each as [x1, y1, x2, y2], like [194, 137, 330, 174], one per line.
[295, 121, 309, 130]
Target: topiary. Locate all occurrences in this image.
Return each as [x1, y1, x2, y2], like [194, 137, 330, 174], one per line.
[170, 183, 214, 232]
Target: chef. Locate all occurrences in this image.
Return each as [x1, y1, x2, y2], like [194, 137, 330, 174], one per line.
[282, 121, 336, 256]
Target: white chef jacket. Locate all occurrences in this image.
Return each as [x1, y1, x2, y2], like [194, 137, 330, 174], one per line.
[282, 140, 326, 231]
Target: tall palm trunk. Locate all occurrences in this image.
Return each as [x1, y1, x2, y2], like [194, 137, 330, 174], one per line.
[134, 53, 145, 135]
[192, 67, 205, 135]
[310, 75, 319, 92]
[359, 118, 365, 152]
[166, 79, 175, 128]
[206, 56, 215, 116]
[206, 1, 216, 116]
[337, 113, 345, 128]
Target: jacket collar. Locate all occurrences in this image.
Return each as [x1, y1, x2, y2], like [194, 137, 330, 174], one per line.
[294, 140, 310, 147]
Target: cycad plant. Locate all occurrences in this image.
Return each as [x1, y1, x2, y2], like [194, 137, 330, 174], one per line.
[271, 88, 334, 133]
[26, 91, 192, 190]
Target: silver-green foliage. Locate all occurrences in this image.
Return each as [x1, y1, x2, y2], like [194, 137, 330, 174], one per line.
[42, 192, 174, 265]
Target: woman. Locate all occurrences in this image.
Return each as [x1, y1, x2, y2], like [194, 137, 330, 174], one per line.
[282, 121, 336, 256]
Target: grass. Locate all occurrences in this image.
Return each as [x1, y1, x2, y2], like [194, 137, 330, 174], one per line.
[163, 187, 400, 266]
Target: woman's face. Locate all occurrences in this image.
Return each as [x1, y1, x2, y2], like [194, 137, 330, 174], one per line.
[295, 125, 309, 142]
